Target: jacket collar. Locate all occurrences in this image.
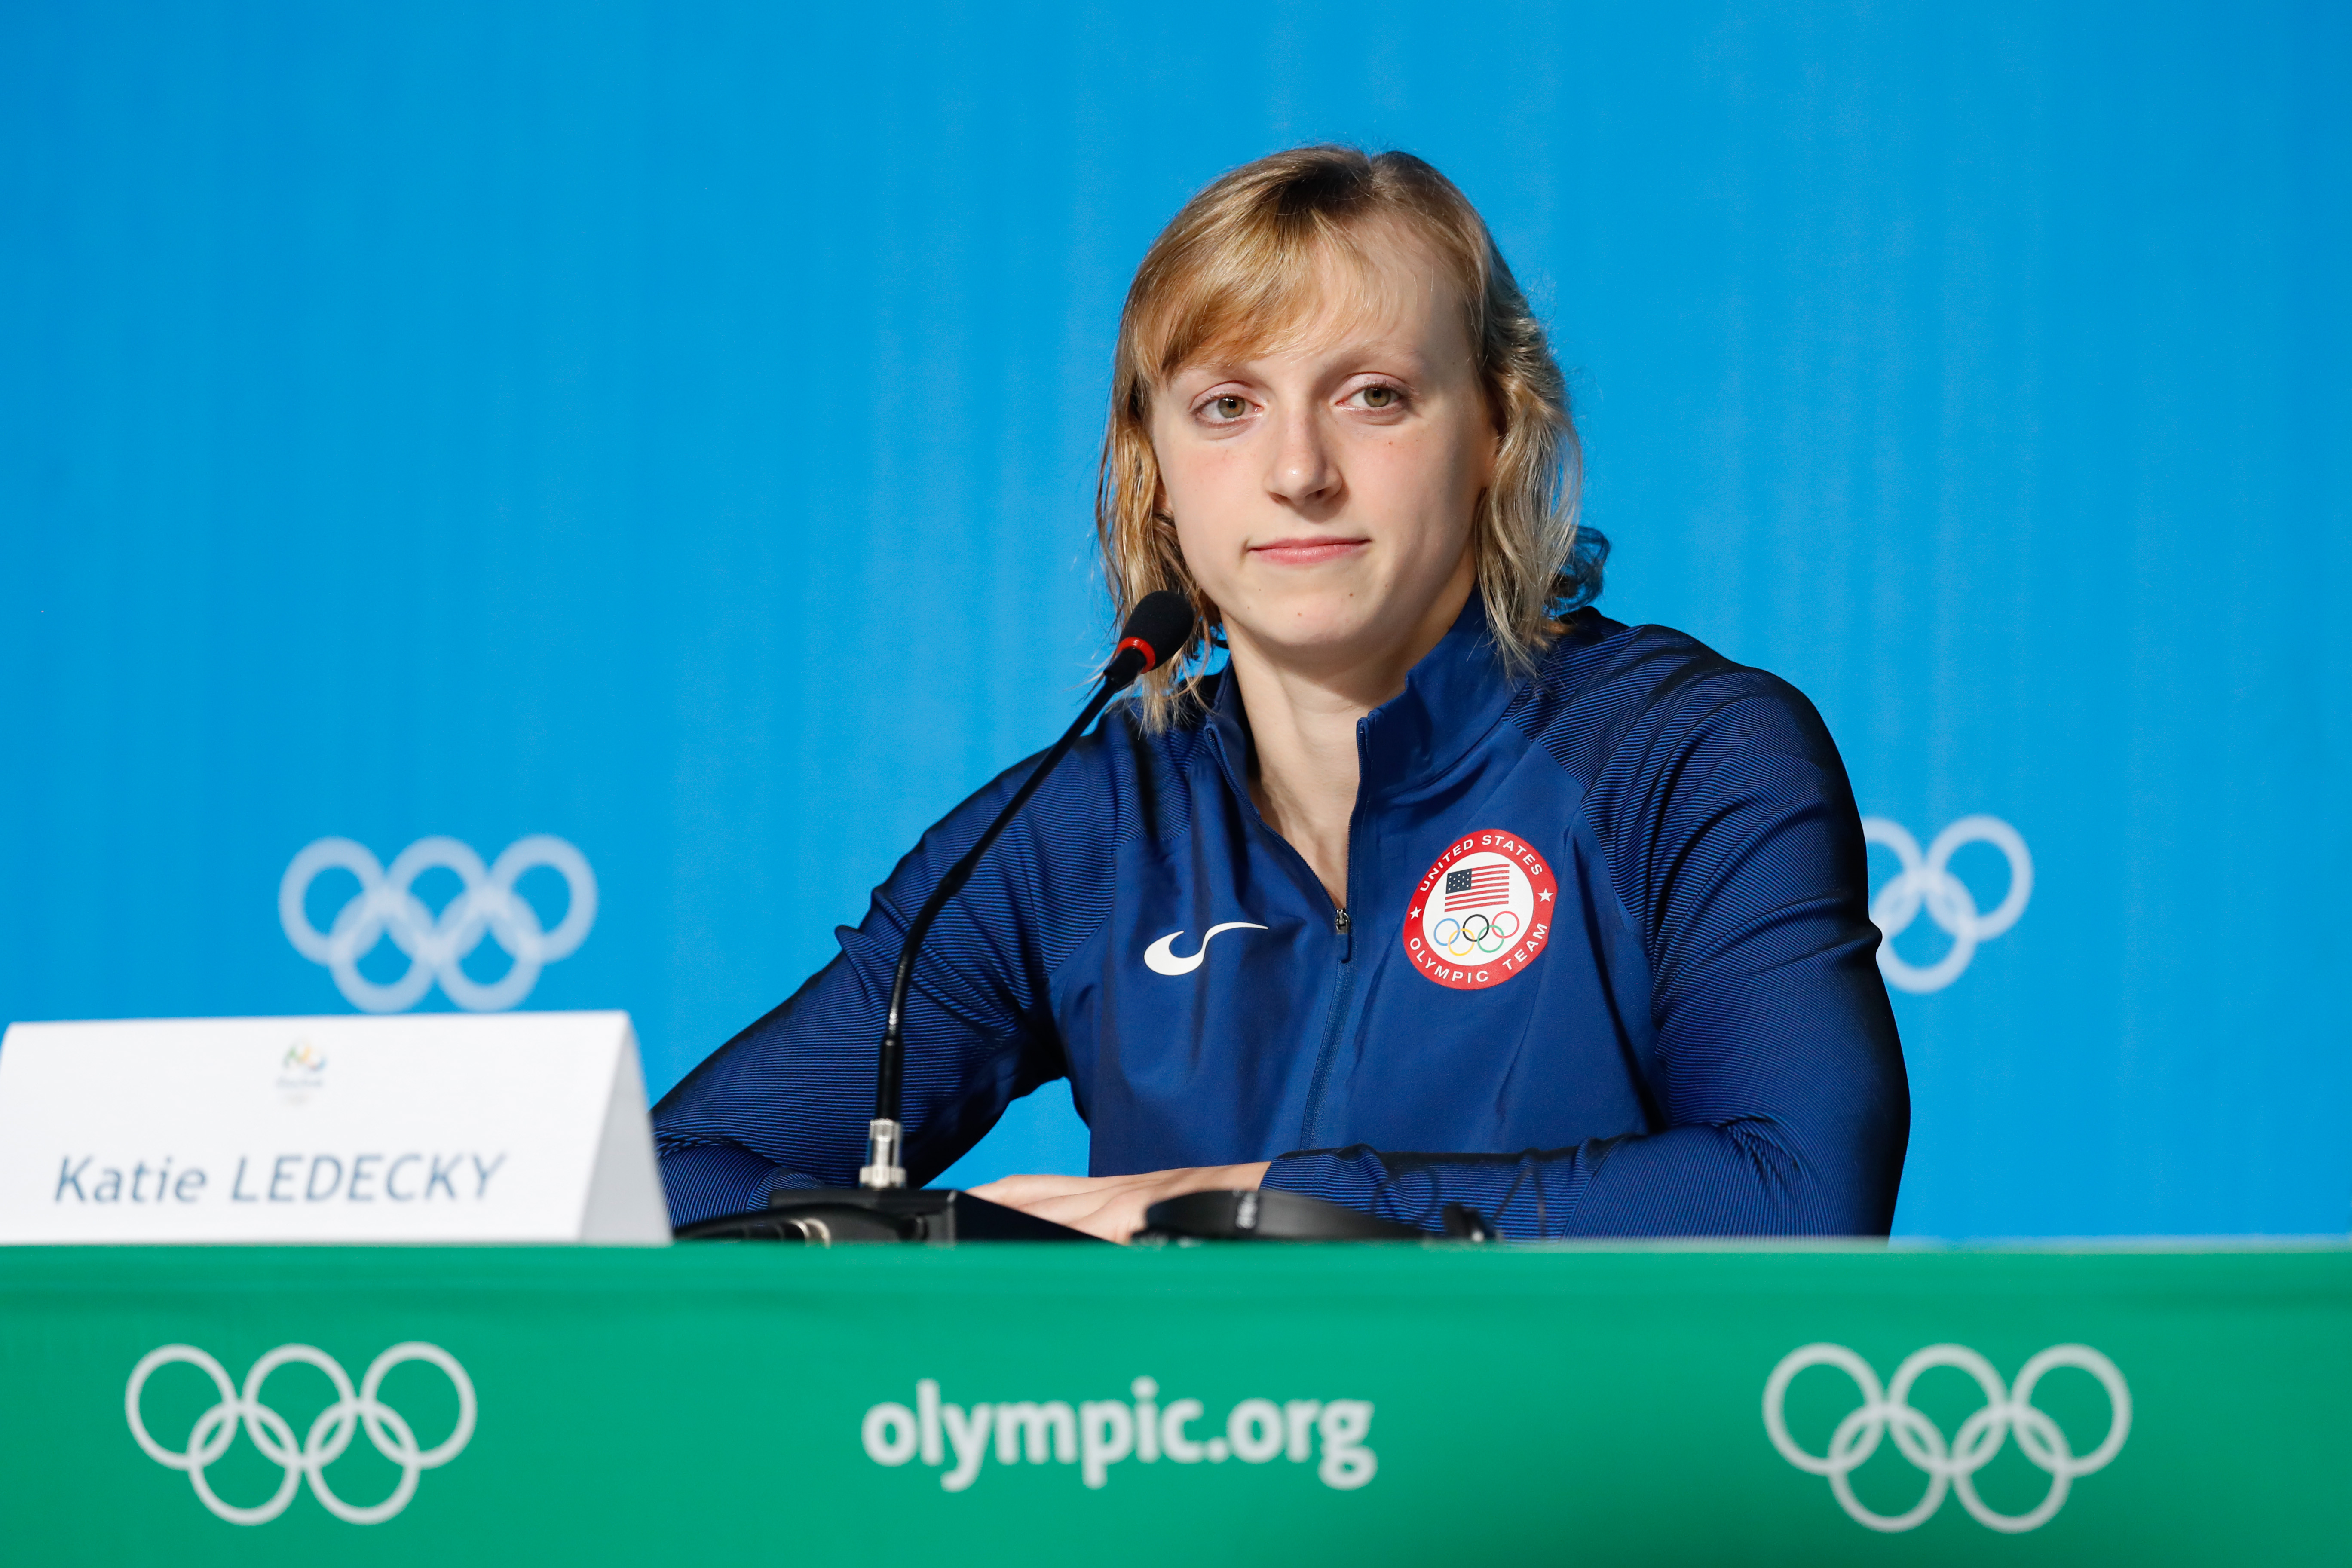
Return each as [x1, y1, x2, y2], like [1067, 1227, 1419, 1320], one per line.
[1202, 590, 1519, 803]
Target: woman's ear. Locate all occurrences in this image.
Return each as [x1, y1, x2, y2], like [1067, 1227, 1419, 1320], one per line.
[1479, 378, 1507, 481]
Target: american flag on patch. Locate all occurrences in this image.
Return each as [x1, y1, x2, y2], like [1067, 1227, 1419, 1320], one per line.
[1444, 865, 1512, 911]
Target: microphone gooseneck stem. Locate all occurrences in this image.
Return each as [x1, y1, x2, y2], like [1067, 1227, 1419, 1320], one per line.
[861, 645, 1151, 1189]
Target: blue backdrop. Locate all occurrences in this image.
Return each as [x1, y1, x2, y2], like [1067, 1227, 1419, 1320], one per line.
[4, 2, 2345, 1237]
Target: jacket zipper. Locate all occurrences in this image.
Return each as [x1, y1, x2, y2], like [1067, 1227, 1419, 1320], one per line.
[1298, 716, 1373, 1147]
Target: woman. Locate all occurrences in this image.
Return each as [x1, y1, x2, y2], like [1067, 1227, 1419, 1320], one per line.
[655, 146, 1908, 1242]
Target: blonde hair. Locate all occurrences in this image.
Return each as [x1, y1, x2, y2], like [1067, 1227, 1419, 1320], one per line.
[1095, 144, 1601, 729]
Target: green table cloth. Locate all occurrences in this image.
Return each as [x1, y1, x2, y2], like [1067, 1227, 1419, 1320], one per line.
[3, 1242, 2344, 1565]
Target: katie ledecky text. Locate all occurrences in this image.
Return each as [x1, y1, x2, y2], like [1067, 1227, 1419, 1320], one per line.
[52, 1152, 508, 1204]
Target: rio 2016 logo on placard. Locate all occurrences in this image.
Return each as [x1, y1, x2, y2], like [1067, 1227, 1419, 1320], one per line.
[1763, 1341, 2129, 1533]
[861, 1378, 1376, 1492]
[126, 1342, 477, 1525]
[279, 836, 597, 1012]
[1860, 816, 2033, 993]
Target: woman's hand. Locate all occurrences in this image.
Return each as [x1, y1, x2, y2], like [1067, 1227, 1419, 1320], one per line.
[970, 1163, 1271, 1244]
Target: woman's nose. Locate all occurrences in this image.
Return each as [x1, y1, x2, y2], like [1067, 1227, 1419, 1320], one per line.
[1263, 405, 1341, 509]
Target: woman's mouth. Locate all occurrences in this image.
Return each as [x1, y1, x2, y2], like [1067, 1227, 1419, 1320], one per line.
[1249, 536, 1369, 567]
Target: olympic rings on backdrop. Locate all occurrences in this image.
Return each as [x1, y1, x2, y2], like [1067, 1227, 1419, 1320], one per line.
[1763, 1342, 2129, 1534]
[1860, 816, 2032, 993]
[279, 836, 597, 1012]
[1433, 918, 1460, 946]
[126, 1342, 477, 1525]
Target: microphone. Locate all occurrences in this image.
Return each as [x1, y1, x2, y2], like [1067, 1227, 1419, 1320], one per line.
[860, 589, 1195, 1188]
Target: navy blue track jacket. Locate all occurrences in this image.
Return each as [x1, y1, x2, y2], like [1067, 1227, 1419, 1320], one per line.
[655, 597, 1909, 1237]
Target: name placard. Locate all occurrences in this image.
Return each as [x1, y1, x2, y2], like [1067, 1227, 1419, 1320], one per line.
[0, 1011, 669, 1244]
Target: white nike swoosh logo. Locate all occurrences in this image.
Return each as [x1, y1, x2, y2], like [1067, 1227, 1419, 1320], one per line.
[1143, 922, 1269, 977]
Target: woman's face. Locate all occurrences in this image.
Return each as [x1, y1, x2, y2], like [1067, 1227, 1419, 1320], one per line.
[1151, 224, 1498, 680]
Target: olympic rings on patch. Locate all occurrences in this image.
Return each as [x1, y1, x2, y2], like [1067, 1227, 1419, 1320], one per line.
[127, 1342, 477, 1525]
[280, 836, 597, 1012]
[1433, 905, 1526, 958]
[1763, 1341, 2129, 1534]
[1407, 837, 1556, 993]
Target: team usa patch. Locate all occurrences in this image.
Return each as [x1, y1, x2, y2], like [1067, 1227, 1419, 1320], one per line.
[1403, 830, 1557, 991]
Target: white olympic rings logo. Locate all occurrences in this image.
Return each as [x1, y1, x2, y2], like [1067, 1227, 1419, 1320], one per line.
[1860, 815, 2032, 993]
[1763, 1342, 2129, 1533]
[126, 1342, 476, 1525]
[280, 835, 596, 1012]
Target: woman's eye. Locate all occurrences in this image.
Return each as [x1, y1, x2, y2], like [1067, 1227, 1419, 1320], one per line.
[1205, 395, 1251, 421]
[1356, 385, 1400, 409]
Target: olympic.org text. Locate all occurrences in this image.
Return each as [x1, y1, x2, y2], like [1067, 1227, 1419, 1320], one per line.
[862, 1378, 1375, 1492]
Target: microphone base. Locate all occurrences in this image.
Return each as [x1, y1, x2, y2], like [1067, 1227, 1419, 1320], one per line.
[1136, 1188, 1436, 1242]
[674, 1188, 1099, 1244]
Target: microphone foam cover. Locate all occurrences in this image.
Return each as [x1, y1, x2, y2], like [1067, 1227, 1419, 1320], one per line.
[1120, 590, 1196, 670]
